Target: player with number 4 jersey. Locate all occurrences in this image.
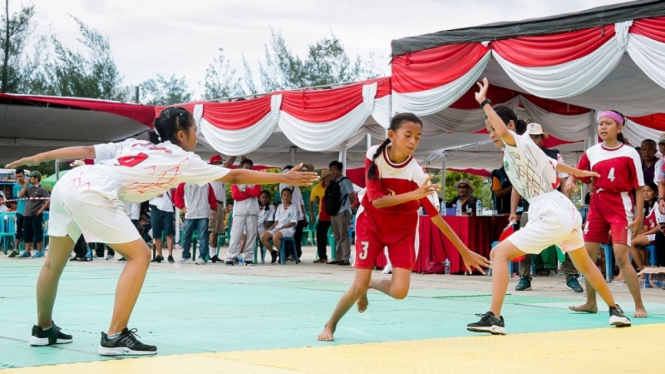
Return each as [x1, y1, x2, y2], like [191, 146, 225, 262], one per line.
[317, 113, 490, 342]
[567, 109, 647, 318]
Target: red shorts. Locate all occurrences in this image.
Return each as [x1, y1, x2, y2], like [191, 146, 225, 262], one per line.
[354, 207, 419, 270]
[584, 191, 634, 245]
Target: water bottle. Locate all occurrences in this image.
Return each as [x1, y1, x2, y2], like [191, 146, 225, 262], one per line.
[440, 201, 446, 215]
[237, 254, 244, 265]
[444, 259, 451, 275]
[455, 200, 462, 216]
[476, 199, 482, 217]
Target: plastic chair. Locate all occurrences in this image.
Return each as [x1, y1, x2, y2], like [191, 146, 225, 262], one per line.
[645, 244, 657, 267]
[578, 207, 589, 223]
[190, 230, 201, 259]
[0, 212, 17, 254]
[216, 212, 233, 252]
[253, 237, 266, 264]
[279, 237, 299, 265]
[42, 211, 50, 250]
[601, 244, 613, 283]
[303, 215, 316, 246]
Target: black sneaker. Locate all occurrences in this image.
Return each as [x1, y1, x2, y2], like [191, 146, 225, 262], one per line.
[271, 251, 278, 264]
[150, 255, 163, 263]
[609, 304, 631, 327]
[210, 255, 221, 263]
[225, 260, 234, 266]
[30, 322, 73, 346]
[566, 275, 584, 293]
[8, 250, 18, 258]
[117, 258, 126, 262]
[245, 260, 254, 266]
[167, 255, 174, 263]
[98, 328, 157, 356]
[515, 276, 532, 291]
[467, 311, 506, 335]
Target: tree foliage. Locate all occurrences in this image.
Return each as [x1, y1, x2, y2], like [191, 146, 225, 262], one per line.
[202, 47, 245, 100]
[139, 74, 192, 105]
[443, 171, 492, 209]
[1, 1, 35, 93]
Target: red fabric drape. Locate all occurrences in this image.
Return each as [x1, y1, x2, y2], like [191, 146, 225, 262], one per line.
[201, 96, 272, 131]
[629, 113, 665, 131]
[492, 25, 615, 67]
[630, 16, 665, 43]
[392, 43, 490, 93]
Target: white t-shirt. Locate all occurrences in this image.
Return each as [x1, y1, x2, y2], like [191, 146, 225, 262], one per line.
[124, 203, 140, 220]
[93, 139, 230, 203]
[273, 203, 298, 229]
[279, 184, 304, 220]
[148, 190, 174, 212]
[503, 130, 559, 201]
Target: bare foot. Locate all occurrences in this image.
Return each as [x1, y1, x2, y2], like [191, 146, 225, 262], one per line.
[357, 293, 369, 313]
[634, 307, 648, 318]
[569, 303, 598, 313]
[317, 324, 336, 341]
[612, 275, 625, 283]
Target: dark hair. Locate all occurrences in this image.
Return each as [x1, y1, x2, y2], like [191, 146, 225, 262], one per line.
[15, 168, 24, 176]
[239, 158, 254, 168]
[641, 139, 656, 148]
[280, 187, 293, 196]
[644, 181, 658, 210]
[367, 112, 423, 180]
[259, 190, 272, 208]
[493, 105, 527, 135]
[150, 107, 195, 146]
[283, 165, 293, 171]
[329, 161, 343, 170]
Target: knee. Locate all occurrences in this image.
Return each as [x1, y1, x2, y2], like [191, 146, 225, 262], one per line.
[392, 287, 409, 300]
[350, 284, 368, 297]
[614, 250, 630, 265]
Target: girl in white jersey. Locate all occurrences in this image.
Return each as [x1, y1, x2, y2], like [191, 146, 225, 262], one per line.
[467, 78, 631, 335]
[7, 106, 318, 356]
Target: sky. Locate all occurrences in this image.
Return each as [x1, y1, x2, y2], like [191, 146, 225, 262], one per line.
[21, 0, 627, 98]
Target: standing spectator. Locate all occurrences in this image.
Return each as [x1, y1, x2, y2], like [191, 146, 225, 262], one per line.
[18, 171, 49, 258]
[446, 179, 478, 214]
[149, 189, 175, 263]
[225, 158, 260, 266]
[207, 154, 237, 262]
[641, 139, 657, 184]
[326, 161, 356, 266]
[9, 169, 27, 257]
[174, 182, 217, 265]
[310, 170, 333, 263]
[490, 167, 512, 214]
[280, 165, 309, 260]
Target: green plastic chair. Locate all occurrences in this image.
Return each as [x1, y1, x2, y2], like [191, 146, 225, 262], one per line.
[216, 211, 233, 252]
[0, 212, 17, 254]
[327, 226, 336, 260]
[302, 214, 317, 246]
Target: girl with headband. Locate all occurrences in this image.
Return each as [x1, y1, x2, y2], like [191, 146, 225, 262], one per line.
[566, 110, 647, 318]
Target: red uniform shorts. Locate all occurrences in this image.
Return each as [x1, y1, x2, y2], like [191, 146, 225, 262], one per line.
[584, 191, 634, 245]
[354, 208, 419, 270]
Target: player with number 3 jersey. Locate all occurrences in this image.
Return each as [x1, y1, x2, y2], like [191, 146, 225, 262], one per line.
[567, 110, 648, 318]
[317, 113, 490, 342]
[7, 107, 319, 356]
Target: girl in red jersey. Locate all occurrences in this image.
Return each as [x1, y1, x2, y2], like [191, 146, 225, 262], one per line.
[7, 107, 318, 355]
[317, 113, 491, 341]
[567, 110, 647, 318]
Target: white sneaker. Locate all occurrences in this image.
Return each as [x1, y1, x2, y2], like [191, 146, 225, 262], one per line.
[382, 263, 393, 275]
[195, 258, 206, 265]
[178, 257, 192, 264]
[105, 255, 114, 261]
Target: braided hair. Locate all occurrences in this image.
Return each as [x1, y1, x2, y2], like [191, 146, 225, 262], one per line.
[367, 112, 423, 180]
[149, 106, 195, 146]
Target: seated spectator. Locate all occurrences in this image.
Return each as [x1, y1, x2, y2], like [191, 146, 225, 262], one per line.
[260, 188, 297, 264]
[446, 179, 478, 214]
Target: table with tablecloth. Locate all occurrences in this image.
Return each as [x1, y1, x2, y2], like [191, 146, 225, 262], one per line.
[374, 215, 510, 274]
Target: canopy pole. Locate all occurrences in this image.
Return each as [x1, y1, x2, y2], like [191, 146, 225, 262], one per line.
[338, 141, 347, 174]
[441, 151, 447, 199]
[366, 133, 372, 150]
[55, 160, 60, 182]
[290, 146, 297, 166]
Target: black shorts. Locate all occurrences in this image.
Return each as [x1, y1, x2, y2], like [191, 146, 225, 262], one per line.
[23, 214, 43, 243]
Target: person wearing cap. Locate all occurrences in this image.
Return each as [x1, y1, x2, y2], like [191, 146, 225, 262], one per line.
[446, 179, 478, 215]
[18, 171, 50, 258]
[640, 138, 658, 184]
[512, 122, 583, 293]
[207, 154, 237, 262]
[309, 170, 333, 263]
[9, 169, 28, 257]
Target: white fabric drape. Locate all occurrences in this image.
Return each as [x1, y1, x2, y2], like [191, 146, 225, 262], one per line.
[620, 119, 663, 147]
[519, 95, 595, 141]
[278, 83, 379, 152]
[372, 95, 392, 129]
[420, 97, 520, 135]
[199, 94, 281, 156]
[493, 21, 633, 99]
[627, 33, 665, 90]
[392, 51, 492, 116]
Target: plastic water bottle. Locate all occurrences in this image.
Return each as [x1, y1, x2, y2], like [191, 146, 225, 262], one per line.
[444, 259, 451, 275]
[455, 200, 462, 216]
[237, 254, 244, 265]
[440, 201, 446, 215]
[476, 199, 482, 217]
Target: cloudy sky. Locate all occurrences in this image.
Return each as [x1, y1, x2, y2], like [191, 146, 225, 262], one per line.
[25, 0, 626, 98]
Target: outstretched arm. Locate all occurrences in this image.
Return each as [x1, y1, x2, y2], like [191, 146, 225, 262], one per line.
[7, 146, 96, 168]
[372, 176, 438, 209]
[218, 163, 318, 186]
[555, 163, 599, 179]
[476, 77, 516, 147]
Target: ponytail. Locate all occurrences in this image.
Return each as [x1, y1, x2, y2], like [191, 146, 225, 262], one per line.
[617, 132, 626, 143]
[367, 138, 391, 180]
[152, 107, 194, 147]
[148, 130, 161, 144]
[515, 119, 527, 135]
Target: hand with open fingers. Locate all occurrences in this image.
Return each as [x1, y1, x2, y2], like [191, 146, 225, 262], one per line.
[461, 249, 491, 274]
[413, 177, 439, 200]
[574, 170, 600, 179]
[7, 155, 40, 169]
[627, 219, 642, 235]
[286, 163, 319, 186]
[565, 179, 577, 194]
[475, 77, 489, 104]
[508, 213, 518, 224]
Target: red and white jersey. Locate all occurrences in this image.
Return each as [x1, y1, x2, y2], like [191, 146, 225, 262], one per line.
[576, 143, 643, 193]
[503, 131, 559, 201]
[645, 205, 658, 230]
[359, 145, 439, 217]
[94, 139, 230, 203]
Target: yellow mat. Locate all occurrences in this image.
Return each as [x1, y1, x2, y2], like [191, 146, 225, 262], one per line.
[3, 324, 662, 374]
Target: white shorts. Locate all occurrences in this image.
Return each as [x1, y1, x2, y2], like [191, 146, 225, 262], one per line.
[49, 166, 141, 244]
[508, 190, 584, 254]
[647, 234, 656, 244]
[269, 227, 295, 238]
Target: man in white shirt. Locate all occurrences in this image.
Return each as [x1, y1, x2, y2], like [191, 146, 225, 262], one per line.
[207, 154, 237, 262]
[280, 165, 309, 260]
